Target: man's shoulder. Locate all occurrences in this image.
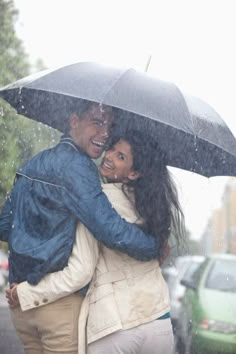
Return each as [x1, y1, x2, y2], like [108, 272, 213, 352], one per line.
[56, 140, 93, 166]
[55, 142, 100, 184]
[18, 141, 97, 179]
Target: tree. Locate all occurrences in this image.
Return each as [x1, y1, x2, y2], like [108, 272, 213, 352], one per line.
[0, 0, 30, 85]
[0, 0, 59, 209]
[0, 0, 59, 249]
[0, 0, 29, 200]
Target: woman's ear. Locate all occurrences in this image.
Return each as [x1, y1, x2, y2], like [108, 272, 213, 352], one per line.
[128, 170, 140, 181]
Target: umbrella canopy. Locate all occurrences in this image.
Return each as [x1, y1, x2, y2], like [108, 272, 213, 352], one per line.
[0, 61, 236, 177]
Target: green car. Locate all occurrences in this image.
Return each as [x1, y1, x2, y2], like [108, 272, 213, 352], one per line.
[179, 253, 236, 354]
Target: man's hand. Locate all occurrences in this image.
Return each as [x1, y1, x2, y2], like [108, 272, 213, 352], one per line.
[5, 283, 20, 308]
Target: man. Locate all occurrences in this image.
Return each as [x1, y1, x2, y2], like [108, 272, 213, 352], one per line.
[0, 100, 160, 286]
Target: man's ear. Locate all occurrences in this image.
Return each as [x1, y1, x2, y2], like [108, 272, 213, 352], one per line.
[128, 170, 140, 181]
[69, 113, 80, 128]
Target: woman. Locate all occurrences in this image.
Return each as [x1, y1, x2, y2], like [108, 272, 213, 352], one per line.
[8, 129, 184, 354]
[84, 130, 183, 354]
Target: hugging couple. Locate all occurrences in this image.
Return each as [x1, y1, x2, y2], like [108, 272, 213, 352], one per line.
[1, 101, 184, 354]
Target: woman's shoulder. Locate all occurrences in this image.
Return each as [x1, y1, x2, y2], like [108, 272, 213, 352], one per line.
[102, 183, 141, 223]
[102, 183, 131, 203]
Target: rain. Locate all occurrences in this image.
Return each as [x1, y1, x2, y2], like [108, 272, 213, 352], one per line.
[1, 0, 236, 353]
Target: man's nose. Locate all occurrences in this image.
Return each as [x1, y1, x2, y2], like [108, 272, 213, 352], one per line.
[100, 125, 109, 138]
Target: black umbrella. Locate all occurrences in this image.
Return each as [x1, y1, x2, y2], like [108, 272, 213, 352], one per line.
[0, 61, 236, 177]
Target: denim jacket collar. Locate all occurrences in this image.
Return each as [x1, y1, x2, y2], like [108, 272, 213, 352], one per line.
[60, 135, 86, 156]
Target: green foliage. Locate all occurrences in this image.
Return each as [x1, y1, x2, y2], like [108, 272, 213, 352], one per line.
[0, 0, 60, 209]
[0, 0, 30, 85]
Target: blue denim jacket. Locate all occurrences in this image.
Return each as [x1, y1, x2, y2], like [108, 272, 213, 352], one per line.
[0, 136, 160, 285]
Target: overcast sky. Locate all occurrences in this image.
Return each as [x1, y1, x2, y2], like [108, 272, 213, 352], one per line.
[13, 0, 236, 240]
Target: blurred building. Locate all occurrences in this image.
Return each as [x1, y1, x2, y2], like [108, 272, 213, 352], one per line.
[223, 178, 236, 253]
[200, 178, 236, 255]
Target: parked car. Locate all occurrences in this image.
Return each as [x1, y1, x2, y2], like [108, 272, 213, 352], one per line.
[162, 255, 205, 347]
[180, 253, 236, 354]
[0, 249, 9, 289]
[162, 265, 178, 297]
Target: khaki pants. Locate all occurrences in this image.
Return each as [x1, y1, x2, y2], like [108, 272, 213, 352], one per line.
[88, 318, 174, 354]
[11, 292, 83, 354]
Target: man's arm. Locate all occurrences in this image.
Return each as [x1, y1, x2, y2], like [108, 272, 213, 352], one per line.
[6, 182, 153, 312]
[64, 160, 160, 261]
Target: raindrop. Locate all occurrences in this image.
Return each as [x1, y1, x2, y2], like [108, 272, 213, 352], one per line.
[99, 102, 104, 112]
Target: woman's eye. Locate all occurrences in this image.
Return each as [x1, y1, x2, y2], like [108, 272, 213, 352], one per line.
[118, 153, 125, 160]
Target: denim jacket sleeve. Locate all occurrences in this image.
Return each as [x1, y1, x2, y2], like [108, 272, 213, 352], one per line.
[62, 159, 160, 261]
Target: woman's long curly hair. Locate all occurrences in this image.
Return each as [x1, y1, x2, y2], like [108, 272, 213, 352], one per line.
[109, 113, 185, 257]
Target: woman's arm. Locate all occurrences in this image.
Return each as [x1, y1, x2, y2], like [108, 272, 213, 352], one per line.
[15, 224, 99, 311]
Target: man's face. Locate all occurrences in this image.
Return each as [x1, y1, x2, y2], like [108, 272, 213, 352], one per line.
[70, 104, 113, 159]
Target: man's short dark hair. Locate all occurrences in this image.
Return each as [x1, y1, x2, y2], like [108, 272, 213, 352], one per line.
[71, 99, 95, 117]
[63, 99, 97, 134]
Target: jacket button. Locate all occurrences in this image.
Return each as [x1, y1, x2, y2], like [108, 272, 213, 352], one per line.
[34, 301, 39, 306]
[42, 298, 48, 303]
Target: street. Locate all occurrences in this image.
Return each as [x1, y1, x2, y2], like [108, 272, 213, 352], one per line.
[0, 291, 24, 354]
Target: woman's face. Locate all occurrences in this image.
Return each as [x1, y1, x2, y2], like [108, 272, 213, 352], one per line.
[99, 139, 139, 183]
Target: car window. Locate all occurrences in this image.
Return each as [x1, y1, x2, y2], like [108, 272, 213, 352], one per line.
[205, 259, 236, 292]
[182, 259, 205, 286]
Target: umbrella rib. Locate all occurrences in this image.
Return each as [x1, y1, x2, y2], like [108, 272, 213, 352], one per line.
[100, 68, 133, 103]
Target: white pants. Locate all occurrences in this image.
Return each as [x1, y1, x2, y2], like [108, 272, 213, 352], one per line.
[87, 318, 174, 354]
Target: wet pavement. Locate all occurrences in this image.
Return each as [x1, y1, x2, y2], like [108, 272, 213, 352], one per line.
[0, 291, 24, 354]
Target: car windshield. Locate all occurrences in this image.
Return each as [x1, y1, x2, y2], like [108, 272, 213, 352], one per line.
[204, 259, 236, 292]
